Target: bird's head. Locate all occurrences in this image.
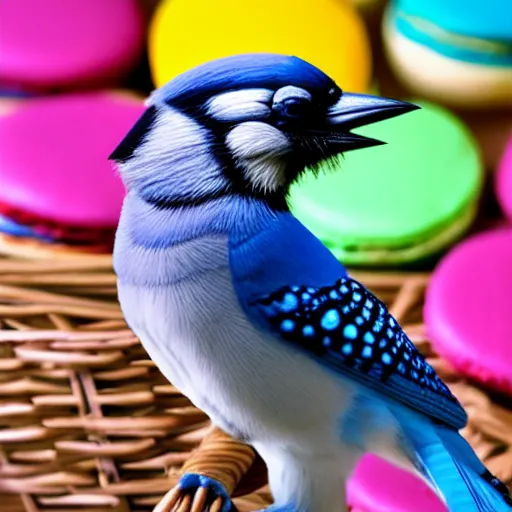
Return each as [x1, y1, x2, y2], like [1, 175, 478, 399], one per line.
[110, 54, 418, 210]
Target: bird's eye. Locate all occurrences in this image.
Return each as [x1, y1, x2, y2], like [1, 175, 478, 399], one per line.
[272, 86, 313, 124]
[280, 98, 309, 119]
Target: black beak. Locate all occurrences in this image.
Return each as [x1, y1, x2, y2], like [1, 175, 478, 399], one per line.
[323, 93, 420, 150]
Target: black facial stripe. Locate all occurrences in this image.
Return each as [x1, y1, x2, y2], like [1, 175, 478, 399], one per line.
[146, 188, 289, 211]
[180, 104, 240, 179]
[146, 187, 230, 209]
[175, 104, 291, 205]
[109, 105, 158, 163]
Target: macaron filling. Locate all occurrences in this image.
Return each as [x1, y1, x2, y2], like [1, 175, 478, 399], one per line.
[391, 7, 512, 66]
[0, 201, 116, 248]
[0, 87, 33, 98]
[0, 214, 52, 241]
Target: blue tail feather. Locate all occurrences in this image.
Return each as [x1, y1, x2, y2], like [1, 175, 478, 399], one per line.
[396, 410, 512, 511]
[435, 426, 512, 511]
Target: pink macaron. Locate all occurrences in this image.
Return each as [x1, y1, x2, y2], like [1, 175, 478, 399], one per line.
[347, 454, 446, 512]
[425, 229, 512, 394]
[496, 135, 512, 223]
[0, 0, 144, 92]
[0, 92, 144, 254]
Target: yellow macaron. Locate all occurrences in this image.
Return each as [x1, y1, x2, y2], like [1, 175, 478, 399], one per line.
[149, 0, 372, 93]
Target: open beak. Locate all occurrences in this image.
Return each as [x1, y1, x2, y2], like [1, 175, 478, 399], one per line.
[323, 93, 420, 151]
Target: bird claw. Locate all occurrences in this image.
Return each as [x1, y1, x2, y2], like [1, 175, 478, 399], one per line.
[154, 473, 237, 512]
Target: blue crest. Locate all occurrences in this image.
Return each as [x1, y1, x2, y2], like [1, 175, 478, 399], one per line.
[149, 53, 339, 107]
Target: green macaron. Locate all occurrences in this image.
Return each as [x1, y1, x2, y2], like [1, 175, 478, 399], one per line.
[289, 101, 482, 267]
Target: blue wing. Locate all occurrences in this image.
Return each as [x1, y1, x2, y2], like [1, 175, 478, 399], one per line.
[251, 277, 466, 429]
[229, 213, 467, 430]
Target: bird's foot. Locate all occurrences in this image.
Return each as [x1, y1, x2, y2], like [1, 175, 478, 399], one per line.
[154, 473, 237, 512]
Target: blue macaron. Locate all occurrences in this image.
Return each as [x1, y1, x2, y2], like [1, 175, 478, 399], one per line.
[384, 0, 512, 107]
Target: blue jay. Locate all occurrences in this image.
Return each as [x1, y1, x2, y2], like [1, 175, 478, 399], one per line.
[110, 54, 512, 512]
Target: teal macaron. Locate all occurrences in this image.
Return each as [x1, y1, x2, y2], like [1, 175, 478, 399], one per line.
[289, 101, 482, 267]
[383, 0, 512, 107]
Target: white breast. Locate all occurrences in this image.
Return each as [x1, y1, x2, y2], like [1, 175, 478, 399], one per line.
[117, 234, 355, 447]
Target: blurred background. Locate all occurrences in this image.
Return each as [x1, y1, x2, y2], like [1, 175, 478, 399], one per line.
[0, 1, 511, 511]
[1, 0, 511, 261]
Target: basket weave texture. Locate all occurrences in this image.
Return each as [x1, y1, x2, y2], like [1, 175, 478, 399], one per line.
[0, 257, 510, 511]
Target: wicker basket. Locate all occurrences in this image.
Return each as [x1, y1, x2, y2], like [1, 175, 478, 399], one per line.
[0, 256, 510, 512]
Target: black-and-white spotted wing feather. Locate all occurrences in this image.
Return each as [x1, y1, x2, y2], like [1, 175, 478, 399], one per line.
[252, 277, 467, 429]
